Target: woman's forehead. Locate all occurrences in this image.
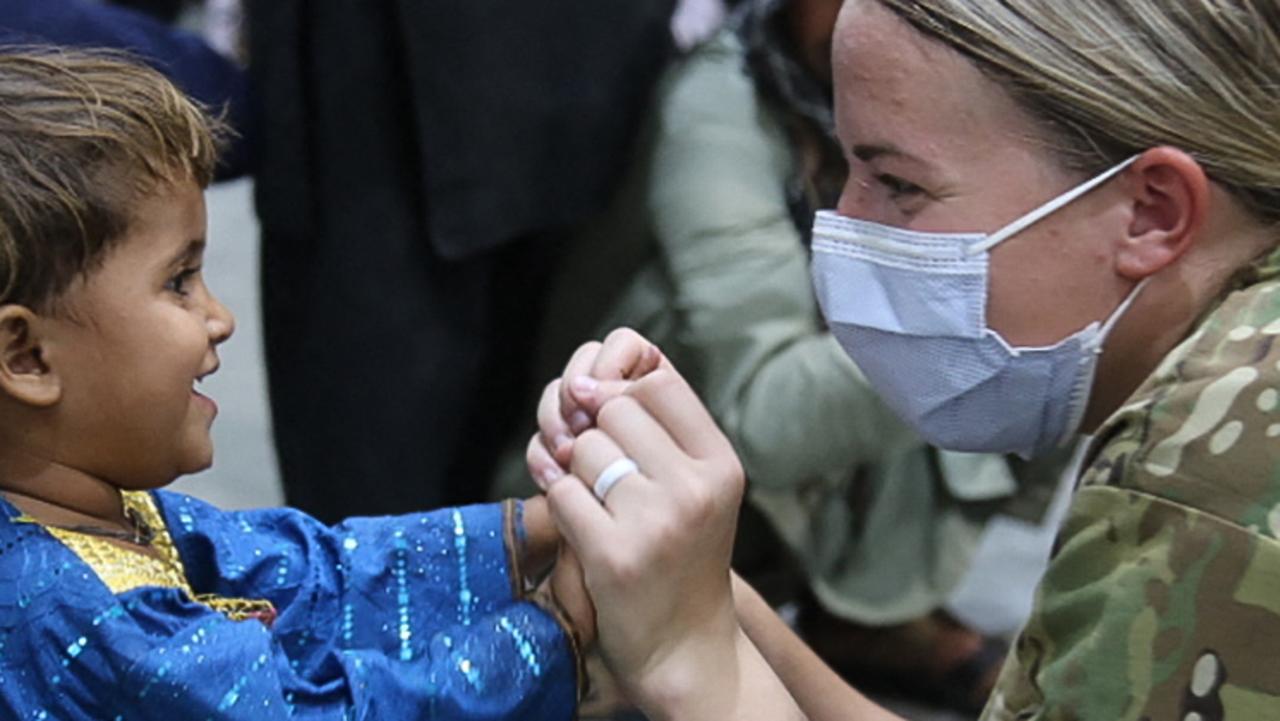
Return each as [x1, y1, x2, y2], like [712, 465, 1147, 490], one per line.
[831, 1, 1039, 164]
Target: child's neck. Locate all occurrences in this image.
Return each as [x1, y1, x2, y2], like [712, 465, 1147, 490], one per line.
[0, 447, 129, 529]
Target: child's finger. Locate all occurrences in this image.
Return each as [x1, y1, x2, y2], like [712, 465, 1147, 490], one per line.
[527, 433, 565, 492]
[536, 378, 575, 463]
[565, 375, 635, 417]
[558, 342, 603, 434]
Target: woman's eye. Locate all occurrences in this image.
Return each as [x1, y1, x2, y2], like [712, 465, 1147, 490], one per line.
[876, 173, 925, 199]
[166, 268, 199, 296]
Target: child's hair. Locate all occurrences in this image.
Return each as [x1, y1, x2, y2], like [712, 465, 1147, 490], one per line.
[0, 47, 226, 310]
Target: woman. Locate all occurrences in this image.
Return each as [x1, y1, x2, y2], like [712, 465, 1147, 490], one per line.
[532, 0, 1280, 718]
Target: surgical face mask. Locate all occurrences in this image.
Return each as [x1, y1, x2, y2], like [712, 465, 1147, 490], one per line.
[810, 157, 1144, 458]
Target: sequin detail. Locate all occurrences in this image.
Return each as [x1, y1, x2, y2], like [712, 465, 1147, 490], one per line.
[393, 529, 414, 661]
[0, 493, 581, 717]
[499, 615, 543, 677]
[452, 510, 474, 626]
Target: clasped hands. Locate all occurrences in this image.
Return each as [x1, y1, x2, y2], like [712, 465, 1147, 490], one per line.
[522, 328, 750, 716]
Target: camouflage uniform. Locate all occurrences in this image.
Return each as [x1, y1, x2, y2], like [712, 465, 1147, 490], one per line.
[984, 245, 1280, 720]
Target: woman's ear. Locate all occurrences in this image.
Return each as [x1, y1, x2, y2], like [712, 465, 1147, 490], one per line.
[0, 305, 60, 407]
[1115, 146, 1210, 280]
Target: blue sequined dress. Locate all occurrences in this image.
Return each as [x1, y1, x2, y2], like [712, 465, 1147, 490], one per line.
[0, 491, 580, 719]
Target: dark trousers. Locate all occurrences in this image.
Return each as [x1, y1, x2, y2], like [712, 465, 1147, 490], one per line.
[250, 0, 671, 522]
[255, 3, 558, 521]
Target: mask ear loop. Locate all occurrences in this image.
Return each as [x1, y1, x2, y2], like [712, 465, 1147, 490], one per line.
[966, 156, 1140, 255]
[1084, 276, 1152, 354]
[1055, 275, 1152, 448]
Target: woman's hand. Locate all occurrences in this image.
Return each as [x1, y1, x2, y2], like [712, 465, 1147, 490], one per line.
[544, 361, 757, 716]
[528, 329, 805, 719]
[526, 328, 667, 487]
[520, 329, 671, 692]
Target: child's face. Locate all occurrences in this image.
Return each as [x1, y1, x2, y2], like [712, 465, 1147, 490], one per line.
[45, 179, 234, 487]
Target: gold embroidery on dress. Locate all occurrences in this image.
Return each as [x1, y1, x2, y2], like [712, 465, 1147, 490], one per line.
[17, 491, 276, 623]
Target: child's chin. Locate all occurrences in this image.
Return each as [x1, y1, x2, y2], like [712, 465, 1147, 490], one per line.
[179, 446, 215, 476]
[194, 451, 214, 472]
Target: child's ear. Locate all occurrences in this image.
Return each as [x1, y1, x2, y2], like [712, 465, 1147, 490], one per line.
[0, 305, 60, 407]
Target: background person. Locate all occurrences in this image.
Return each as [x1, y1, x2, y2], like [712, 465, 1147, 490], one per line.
[246, 1, 681, 521]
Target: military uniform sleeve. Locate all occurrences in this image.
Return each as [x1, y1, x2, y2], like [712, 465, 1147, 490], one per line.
[986, 261, 1280, 720]
[985, 485, 1280, 720]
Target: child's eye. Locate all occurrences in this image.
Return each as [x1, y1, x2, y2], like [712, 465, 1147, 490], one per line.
[165, 268, 199, 296]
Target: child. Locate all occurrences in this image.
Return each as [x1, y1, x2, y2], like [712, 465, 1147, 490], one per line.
[0, 48, 580, 719]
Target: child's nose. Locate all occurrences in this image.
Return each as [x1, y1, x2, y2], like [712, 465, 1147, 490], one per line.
[206, 293, 236, 344]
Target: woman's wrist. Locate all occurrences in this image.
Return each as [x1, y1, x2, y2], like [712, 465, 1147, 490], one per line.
[634, 624, 751, 720]
[632, 621, 804, 721]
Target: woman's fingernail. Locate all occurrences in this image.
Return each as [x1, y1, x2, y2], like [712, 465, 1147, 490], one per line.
[570, 375, 599, 396]
[568, 410, 591, 434]
[554, 434, 574, 454]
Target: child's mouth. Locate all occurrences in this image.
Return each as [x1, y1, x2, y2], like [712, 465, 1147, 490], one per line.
[192, 384, 218, 413]
[192, 367, 219, 413]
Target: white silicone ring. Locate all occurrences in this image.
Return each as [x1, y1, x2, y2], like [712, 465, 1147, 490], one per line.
[593, 458, 639, 501]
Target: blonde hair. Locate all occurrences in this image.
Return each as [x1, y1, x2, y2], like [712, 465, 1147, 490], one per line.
[876, 0, 1280, 223]
[0, 47, 225, 309]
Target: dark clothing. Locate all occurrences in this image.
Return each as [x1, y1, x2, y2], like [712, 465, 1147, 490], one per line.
[0, 0, 253, 178]
[249, 1, 676, 521]
[105, 0, 189, 24]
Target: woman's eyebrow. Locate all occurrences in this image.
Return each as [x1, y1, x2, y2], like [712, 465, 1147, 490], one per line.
[851, 142, 919, 163]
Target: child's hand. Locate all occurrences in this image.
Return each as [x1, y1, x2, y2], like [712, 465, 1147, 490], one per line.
[548, 544, 596, 645]
[526, 328, 667, 489]
[521, 496, 597, 647]
[519, 495, 561, 581]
